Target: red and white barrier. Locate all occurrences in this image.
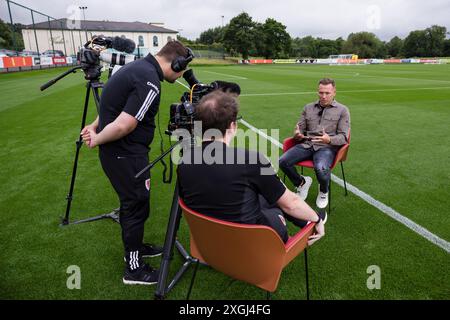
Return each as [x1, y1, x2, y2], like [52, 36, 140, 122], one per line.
[1, 56, 77, 70]
[1, 56, 33, 68]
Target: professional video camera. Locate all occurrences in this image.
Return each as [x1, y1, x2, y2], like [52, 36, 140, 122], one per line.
[168, 69, 241, 134]
[78, 35, 136, 80]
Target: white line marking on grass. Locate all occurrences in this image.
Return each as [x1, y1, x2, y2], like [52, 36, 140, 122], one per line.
[176, 80, 190, 90]
[239, 118, 450, 254]
[240, 86, 450, 97]
[203, 71, 248, 80]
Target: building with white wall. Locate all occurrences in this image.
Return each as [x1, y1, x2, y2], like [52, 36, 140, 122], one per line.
[22, 19, 178, 56]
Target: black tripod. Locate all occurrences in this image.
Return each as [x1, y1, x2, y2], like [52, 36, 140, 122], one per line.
[41, 66, 119, 226]
[135, 137, 198, 300]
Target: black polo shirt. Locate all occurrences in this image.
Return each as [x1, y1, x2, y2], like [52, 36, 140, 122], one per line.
[98, 54, 164, 156]
[177, 141, 287, 224]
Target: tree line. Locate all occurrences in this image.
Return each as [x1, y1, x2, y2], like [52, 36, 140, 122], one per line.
[2, 14, 450, 59]
[189, 12, 450, 59]
[0, 19, 24, 51]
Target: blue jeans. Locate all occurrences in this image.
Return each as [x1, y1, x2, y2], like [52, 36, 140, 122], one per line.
[279, 145, 336, 193]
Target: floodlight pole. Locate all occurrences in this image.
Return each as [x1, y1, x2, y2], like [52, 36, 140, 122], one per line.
[79, 6, 88, 42]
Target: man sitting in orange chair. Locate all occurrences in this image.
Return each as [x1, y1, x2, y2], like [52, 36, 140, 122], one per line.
[177, 90, 326, 245]
[279, 78, 350, 209]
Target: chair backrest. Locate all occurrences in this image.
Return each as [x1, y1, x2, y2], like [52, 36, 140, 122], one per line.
[333, 128, 351, 164]
[179, 199, 288, 292]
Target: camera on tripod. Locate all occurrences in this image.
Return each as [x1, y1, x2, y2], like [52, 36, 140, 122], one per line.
[168, 69, 241, 134]
[77, 35, 137, 80]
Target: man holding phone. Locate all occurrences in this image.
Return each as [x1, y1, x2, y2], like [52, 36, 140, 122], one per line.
[279, 78, 350, 208]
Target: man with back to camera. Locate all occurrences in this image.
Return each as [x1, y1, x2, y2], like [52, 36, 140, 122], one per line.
[177, 90, 326, 245]
[81, 40, 194, 285]
[279, 78, 350, 209]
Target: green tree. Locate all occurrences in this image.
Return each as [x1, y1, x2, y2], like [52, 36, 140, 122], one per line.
[402, 25, 447, 57]
[290, 36, 319, 57]
[386, 36, 403, 57]
[317, 38, 341, 58]
[342, 32, 385, 58]
[223, 12, 255, 59]
[402, 30, 428, 57]
[251, 22, 265, 57]
[291, 36, 346, 58]
[0, 19, 13, 49]
[0, 19, 24, 51]
[444, 39, 450, 57]
[176, 35, 195, 46]
[424, 25, 447, 56]
[198, 26, 225, 45]
[256, 18, 291, 59]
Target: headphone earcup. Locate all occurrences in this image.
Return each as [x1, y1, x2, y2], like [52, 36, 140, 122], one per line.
[171, 48, 193, 73]
[171, 57, 183, 73]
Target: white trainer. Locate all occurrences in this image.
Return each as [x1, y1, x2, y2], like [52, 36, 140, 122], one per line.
[296, 176, 313, 200]
[316, 190, 329, 209]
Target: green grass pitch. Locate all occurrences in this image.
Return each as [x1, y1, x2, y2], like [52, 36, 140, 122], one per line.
[0, 63, 449, 299]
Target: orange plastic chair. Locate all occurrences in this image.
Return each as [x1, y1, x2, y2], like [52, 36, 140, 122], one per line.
[179, 199, 316, 299]
[282, 130, 351, 213]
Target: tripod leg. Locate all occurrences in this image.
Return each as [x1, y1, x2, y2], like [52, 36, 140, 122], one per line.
[62, 84, 92, 225]
[155, 182, 183, 299]
[91, 82, 102, 114]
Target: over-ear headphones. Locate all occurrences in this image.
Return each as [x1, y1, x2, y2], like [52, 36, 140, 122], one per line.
[171, 47, 194, 73]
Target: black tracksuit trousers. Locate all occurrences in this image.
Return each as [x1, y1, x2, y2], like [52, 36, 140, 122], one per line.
[99, 151, 150, 257]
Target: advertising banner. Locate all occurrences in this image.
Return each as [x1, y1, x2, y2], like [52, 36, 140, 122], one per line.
[40, 57, 53, 65]
[52, 57, 67, 65]
[249, 59, 273, 64]
[2, 56, 33, 68]
[273, 59, 297, 64]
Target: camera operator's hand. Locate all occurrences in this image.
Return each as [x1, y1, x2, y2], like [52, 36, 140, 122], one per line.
[311, 128, 331, 144]
[81, 128, 98, 148]
[81, 118, 99, 148]
[308, 210, 326, 246]
[308, 220, 325, 246]
[86, 129, 99, 148]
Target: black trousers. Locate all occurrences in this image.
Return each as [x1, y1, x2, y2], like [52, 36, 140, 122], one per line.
[99, 151, 150, 253]
[258, 195, 307, 243]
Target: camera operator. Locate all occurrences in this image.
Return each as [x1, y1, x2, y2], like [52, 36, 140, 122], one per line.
[81, 40, 193, 285]
[177, 90, 326, 245]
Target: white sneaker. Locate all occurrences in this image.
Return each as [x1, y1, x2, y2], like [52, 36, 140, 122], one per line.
[296, 176, 313, 200]
[316, 190, 329, 209]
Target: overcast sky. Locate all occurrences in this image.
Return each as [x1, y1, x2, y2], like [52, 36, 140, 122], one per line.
[2, 0, 449, 41]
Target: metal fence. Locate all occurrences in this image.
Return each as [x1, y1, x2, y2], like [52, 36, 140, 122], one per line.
[0, 0, 79, 72]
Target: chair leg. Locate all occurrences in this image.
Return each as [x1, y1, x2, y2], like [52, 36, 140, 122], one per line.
[341, 162, 348, 196]
[186, 259, 200, 300]
[304, 249, 310, 301]
[328, 180, 332, 215]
